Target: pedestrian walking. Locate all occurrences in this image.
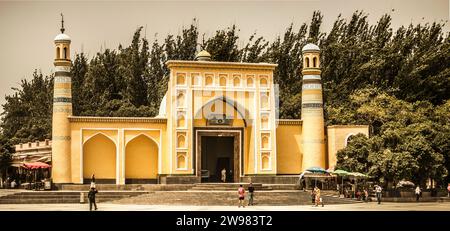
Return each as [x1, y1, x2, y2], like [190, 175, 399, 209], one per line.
[364, 189, 369, 202]
[10, 180, 17, 189]
[314, 187, 323, 207]
[248, 183, 255, 206]
[221, 168, 227, 183]
[447, 183, 450, 198]
[88, 186, 98, 211]
[238, 184, 245, 208]
[90, 173, 96, 189]
[311, 188, 316, 205]
[375, 185, 382, 204]
[415, 186, 421, 202]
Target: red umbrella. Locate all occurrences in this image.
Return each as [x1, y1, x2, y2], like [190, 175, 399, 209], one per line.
[22, 162, 51, 169]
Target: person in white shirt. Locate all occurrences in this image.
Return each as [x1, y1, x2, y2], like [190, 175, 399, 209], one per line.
[375, 185, 382, 204]
[415, 186, 421, 201]
[221, 168, 227, 183]
[10, 180, 16, 189]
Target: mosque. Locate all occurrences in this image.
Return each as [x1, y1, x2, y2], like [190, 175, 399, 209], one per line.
[51, 20, 368, 185]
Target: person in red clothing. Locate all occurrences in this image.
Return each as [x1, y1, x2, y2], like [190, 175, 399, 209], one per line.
[238, 185, 245, 208]
[447, 183, 450, 198]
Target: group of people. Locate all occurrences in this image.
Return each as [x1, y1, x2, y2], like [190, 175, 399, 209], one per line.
[354, 189, 370, 202]
[2, 177, 17, 189]
[237, 183, 255, 208]
[84, 173, 450, 211]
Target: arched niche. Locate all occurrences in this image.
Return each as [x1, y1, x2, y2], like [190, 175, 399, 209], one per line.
[205, 75, 213, 86]
[261, 115, 269, 130]
[247, 77, 254, 87]
[233, 77, 241, 87]
[177, 113, 186, 128]
[176, 74, 186, 85]
[177, 133, 186, 148]
[261, 153, 270, 170]
[125, 134, 159, 180]
[177, 91, 185, 108]
[83, 133, 116, 181]
[219, 76, 227, 86]
[177, 152, 187, 169]
[260, 93, 269, 109]
[261, 134, 270, 149]
[260, 77, 268, 87]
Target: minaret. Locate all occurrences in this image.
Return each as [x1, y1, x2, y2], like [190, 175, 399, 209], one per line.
[301, 43, 326, 170]
[51, 14, 72, 183]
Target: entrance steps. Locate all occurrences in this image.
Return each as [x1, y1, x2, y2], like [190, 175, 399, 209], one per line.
[0, 190, 148, 204]
[112, 190, 359, 206]
[61, 184, 193, 191]
[188, 183, 298, 191]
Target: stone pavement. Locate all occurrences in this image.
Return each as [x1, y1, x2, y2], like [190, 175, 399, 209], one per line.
[0, 202, 449, 211]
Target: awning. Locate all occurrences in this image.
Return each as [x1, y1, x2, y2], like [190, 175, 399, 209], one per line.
[305, 166, 328, 173]
[22, 162, 51, 169]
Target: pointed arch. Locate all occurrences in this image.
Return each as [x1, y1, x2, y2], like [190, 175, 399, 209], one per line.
[125, 133, 159, 148]
[84, 132, 116, 145]
[195, 96, 250, 127]
[177, 133, 186, 148]
[344, 133, 356, 147]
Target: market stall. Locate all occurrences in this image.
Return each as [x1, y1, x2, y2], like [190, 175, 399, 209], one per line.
[22, 162, 52, 190]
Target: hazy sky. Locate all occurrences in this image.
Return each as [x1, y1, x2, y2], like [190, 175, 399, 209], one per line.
[0, 0, 448, 112]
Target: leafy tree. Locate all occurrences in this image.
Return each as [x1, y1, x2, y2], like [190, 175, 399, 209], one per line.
[0, 135, 13, 187]
[201, 24, 241, 62]
[71, 53, 88, 115]
[121, 26, 149, 107]
[335, 133, 371, 173]
[1, 70, 53, 144]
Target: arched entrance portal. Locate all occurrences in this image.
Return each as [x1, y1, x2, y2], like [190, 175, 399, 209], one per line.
[83, 133, 116, 183]
[193, 96, 247, 183]
[125, 134, 158, 184]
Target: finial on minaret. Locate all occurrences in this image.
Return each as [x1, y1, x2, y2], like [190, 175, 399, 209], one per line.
[60, 13, 65, 34]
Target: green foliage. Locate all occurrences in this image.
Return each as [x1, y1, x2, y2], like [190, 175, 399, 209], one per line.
[335, 88, 449, 187]
[0, 135, 13, 179]
[1, 70, 53, 144]
[335, 133, 371, 173]
[201, 25, 241, 62]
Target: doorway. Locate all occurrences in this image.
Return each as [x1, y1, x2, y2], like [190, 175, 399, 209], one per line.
[201, 136, 234, 182]
[195, 129, 242, 183]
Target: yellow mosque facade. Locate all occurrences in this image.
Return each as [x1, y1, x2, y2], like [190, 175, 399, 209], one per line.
[51, 24, 369, 185]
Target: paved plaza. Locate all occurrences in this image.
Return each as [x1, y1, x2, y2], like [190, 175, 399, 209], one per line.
[0, 202, 449, 211]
